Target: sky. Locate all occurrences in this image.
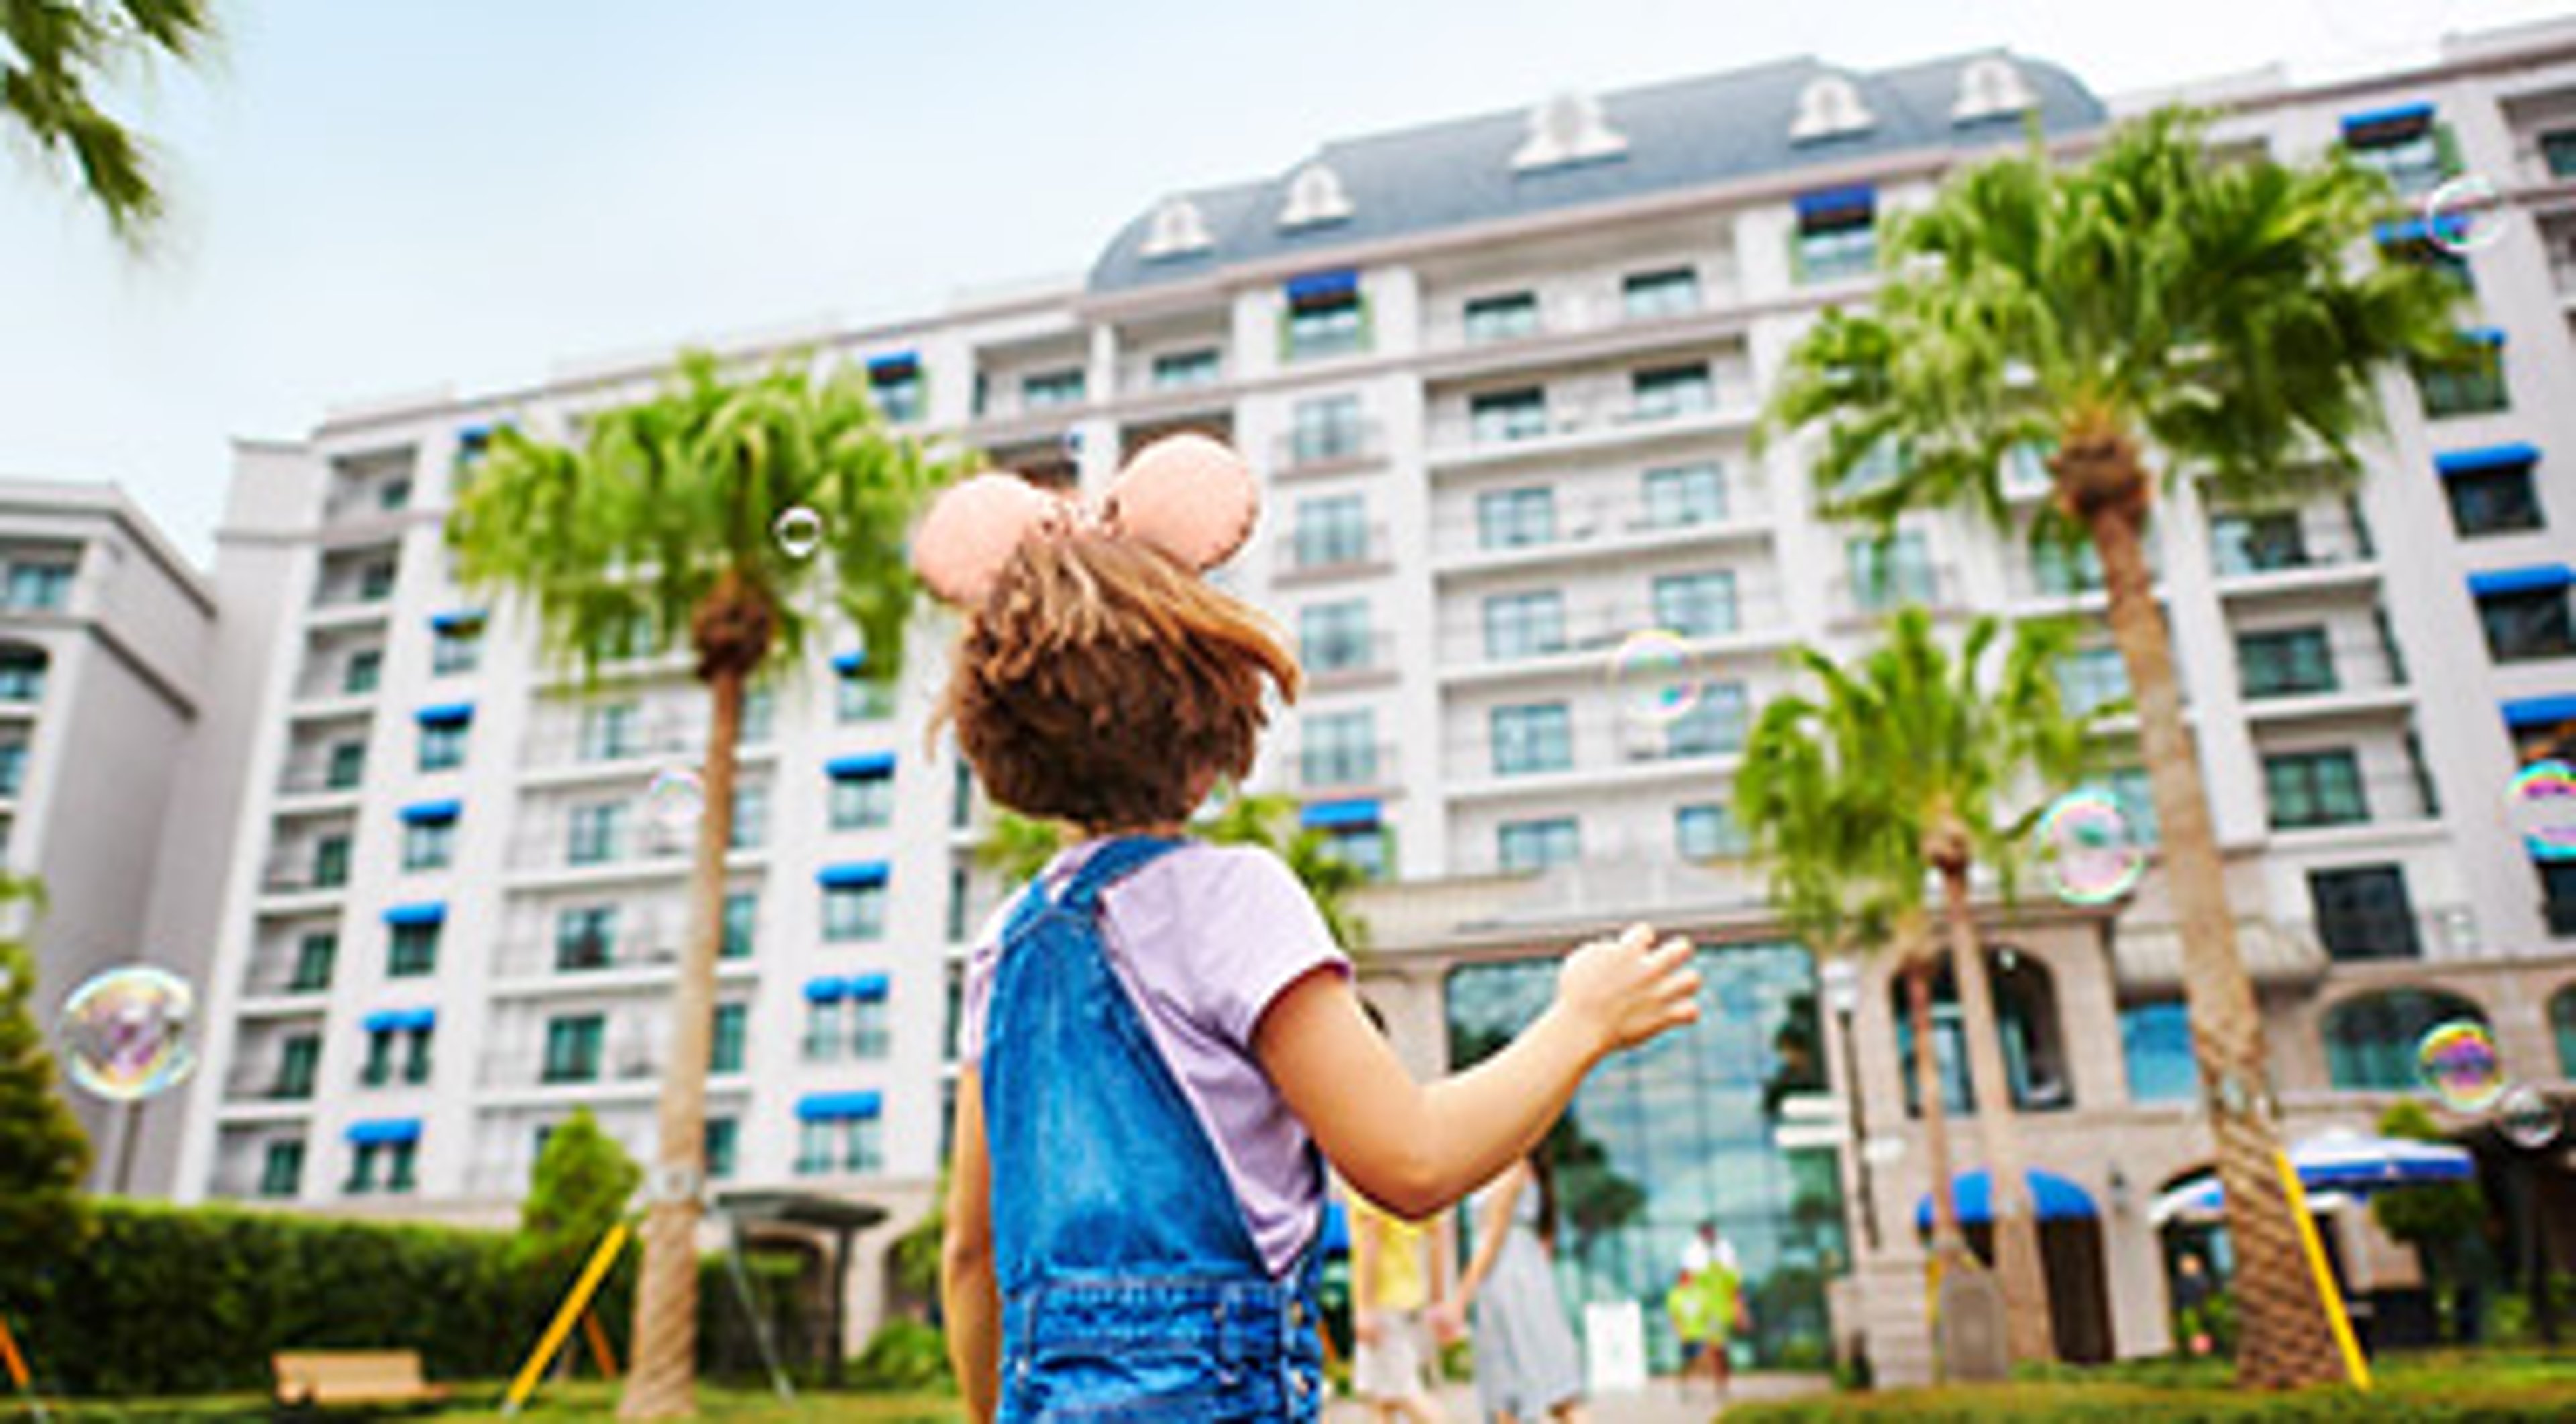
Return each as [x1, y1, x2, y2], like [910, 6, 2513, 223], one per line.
[8, 0, 2576, 565]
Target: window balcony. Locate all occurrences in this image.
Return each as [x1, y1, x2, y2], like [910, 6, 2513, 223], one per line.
[1433, 483, 1772, 570]
[2262, 768, 2440, 836]
[1438, 593, 1791, 674]
[2237, 637, 2412, 718]
[1279, 523, 1393, 584]
[1286, 742, 1402, 796]
[1271, 418, 1387, 478]
[1826, 564, 1968, 627]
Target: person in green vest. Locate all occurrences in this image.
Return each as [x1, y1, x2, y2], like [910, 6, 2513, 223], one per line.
[1668, 1223, 1747, 1403]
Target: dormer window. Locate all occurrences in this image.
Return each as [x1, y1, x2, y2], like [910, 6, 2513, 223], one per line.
[1953, 56, 2036, 123]
[1513, 91, 1628, 171]
[1280, 163, 1354, 229]
[1790, 74, 1874, 142]
[1141, 197, 1213, 259]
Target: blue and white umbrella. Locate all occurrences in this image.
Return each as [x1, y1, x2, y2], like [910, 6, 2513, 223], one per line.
[2151, 1129, 2474, 1226]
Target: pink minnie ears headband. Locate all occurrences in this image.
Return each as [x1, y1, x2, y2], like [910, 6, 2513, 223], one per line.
[911, 432, 1259, 607]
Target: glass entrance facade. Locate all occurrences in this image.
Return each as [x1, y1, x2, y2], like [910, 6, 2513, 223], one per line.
[1445, 940, 1844, 1372]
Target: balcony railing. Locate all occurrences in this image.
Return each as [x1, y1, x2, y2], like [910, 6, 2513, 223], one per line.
[1427, 391, 1752, 454]
[477, 1046, 665, 1090]
[2286, 905, 2478, 962]
[2208, 514, 2376, 582]
[258, 859, 348, 896]
[1286, 743, 1402, 795]
[1455, 715, 1752, 784]
[2263, 768, 2440, 833]
[491, 933, 684, 981]
[1419, 278, 1747, 354]
[1435, 485, 1772, 562]
[506, 826, 690, 874]
[2237, 638, 2410, 703]
[1271, 419, 1386, 475]
[1281, 523, 1392, 580]
[1827, 566, 1966, 626]
[225, 1068, 317, 1103]
[1298, 632, 1400, 688]
[1441, 595, 1788, 669]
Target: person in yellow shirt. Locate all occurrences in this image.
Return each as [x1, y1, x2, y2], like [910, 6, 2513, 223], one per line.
[1350, 1188, 1450, 1423]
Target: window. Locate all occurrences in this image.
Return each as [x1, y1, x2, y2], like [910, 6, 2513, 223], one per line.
[2239, 628, 2337, 699]
[729, 780, 768, 851]
[1319, 823, 1391, 882]
[401, 1026, 433, 1086]
[0, 648, 40, 701]
[1665, 684, 1748, 758]
[1021, 368, 1086, 409]
[2029, 538, 2104, 597]
[431, 619, 482, 675]
[327, 741, 366, 791]
[1476, 487, 1556, 550]
[1151, 348, 1220, 390]
[740, 687, 775, 746]
[804, 997, 847, 1060]
[2415, 338, 2509, 418]
[1299, 600, 1375, 674]
[722, 891, 757, 960]
[1676, 803, 1747, 861]
[2555, 985, 2576, 1072]
[2342, 107, 2452, 197]
[2210, 511, 2311, 576]
[2547, 862, 2576, 939]
[258, 1140, 304, 1199]
[388, 922, 440, 977]
[543, 1015, 606, 1084]
[1481, 591, 1566, 660]
[555, 906, 616, 970]
[1893, 956, 2071, 1113]
[1641, 463, 1727, 529]
[1622, 268, 1700, 321]
[341, 649, 382, 696]
[312, 835, 352, 890]
[417, 720, 468, 772]
[1498, 816, 1580, 873]
[2546, 128, 2576, 179]
[578, 703, 641, 762]
[2119, 1000, 2198, 1103]
[2324, 988, 2484, 1090]
[1301, 709, 1377, 788]
[2053, 647, 2130, 718]
[1491, 703, 1574, 776]
[710, 1003, 747, 1076]
[1292, 494, 1371, 569]
[2309, 865, 2421, 960]
[402, 814, 455, 872]
[1284, 285, 1367, 361]
[853, 984, 892, 1059]
[2445, 464, 2544, 537]
[5, 562, 72, 611]
[1464, 291, 1540, 343]
[1289, 395, 1366, 464]
[346, 1143, 384, 1194]
[358, 561, 396, 601]
[274, 1034, 321, 1099]
[2087, 768, 2159, 846]
[1652, 572, 1739, 638]
[1847, 532, 1935, 611]
[2477, 583, 2576, 662]
[1470, 388, 1548, 444]
[868, 357, 924, 423]
[377, 477, 411, 511]
[947, 866, 972, 944]
[837, 665, 896, 723]
[1794, 190, 1877, 283]
[0, 743, 23, 797]
[824, 882, 889, 942]
[830, 764, 895, 831]
[360, 1027, 397, 1088]
[568, 803, 625, 866]
[705, 1117, 740, 1180]
[1630, 364, 1715, 421]
[2263, 749, 2369, 829]
[290, 932, 336, 993]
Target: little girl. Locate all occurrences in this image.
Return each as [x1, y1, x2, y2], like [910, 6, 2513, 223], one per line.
[921, 434, 1701, 1421]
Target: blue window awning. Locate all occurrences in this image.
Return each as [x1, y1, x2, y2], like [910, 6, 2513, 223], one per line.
[363, 1007, 436, 1033]
[827, 752, 897, 780]
[2436, 443, 2540, 478]
[2469, 565, 2572, 599]
[1914, 1168, 2097, 1230]
[1301, 799, 1382, 831]
[415, 703, 474, 727]
[346, 1119, 423, 1146]
[2461, 326, 2507, 346]
[802, 976, 847, 1003]
[400, 799, 461, 824]
[2341, 101, 2434, 140]
[818, 861, 890, 890]
[832, 650, 869, 674]
[2504, 695, 2576, 730]
[429, 609, 486, 633]
[849, 972, 891, 1001]
[383, 903, 446, 928]
[867, 350, 920, 380]
[1795, 185, 1876, 227]
[796, 1090, 883, 1122]
[456, 424, 492, 445]
[1284, 268, 1359, 305]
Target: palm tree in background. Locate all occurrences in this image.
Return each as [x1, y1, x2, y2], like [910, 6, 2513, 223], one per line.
[1762, 108, 2461, 1386]
[3, 0, 217, 243]
[451, 350, 963, 1419]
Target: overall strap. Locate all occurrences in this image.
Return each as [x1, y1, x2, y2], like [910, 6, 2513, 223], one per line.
[1054, 835, 1186, 914]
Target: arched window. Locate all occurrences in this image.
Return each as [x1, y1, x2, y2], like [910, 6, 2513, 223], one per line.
[1954, 56, 2037, 123]
[2120, 998, 2198, 1103]
[1512, 91, 1628, 171]
[1890, 948, 2072, 1115]
[1790, 75, 1874, 143]
[1279, 163, 1354, 229]
[1140, 197, 1212, 260]
[2322, 987, 2487, 1092]
[0, 644, 45, 704]
[2553, 982, 2576, 1078]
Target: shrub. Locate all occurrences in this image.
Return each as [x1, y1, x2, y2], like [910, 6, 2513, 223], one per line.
[847, 1319, 953, 1392]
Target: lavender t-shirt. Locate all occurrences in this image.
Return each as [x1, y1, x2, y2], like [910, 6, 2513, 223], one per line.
[960, 840, 1352, 1278]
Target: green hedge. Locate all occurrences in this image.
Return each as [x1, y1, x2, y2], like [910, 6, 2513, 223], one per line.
[0, 1201, 811, 1397]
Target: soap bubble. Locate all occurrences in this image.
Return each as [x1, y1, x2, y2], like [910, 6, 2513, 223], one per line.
[57, 966, 197, 1102]
[2506, 760, 2576, 861]
[2033, 790, 2146, 905]
[2495, 1084, 2563, 1151]
[2416, 1020, 2506, 1112]
[645, 765, 706, 843]
[2423, 174, 2504, 257]
[773, 506, 824, 560]
[1606, 629, 1703, 727]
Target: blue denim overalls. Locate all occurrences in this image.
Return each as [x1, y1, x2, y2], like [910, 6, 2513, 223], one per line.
[984, 836, 1326, 1421]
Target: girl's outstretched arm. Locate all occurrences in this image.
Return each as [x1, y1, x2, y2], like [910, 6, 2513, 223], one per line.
[1255, 924, 1697, 1220]
[941, 1068, 1001, 1423]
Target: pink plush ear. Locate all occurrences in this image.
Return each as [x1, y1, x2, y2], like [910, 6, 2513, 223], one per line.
[1102, 433, 1258, 573]
[911, 474, 1068, 607]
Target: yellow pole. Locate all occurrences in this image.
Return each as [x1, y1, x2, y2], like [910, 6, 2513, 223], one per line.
[502, 1222, 631, 1416]
[2273, 1150, 2371, 1391]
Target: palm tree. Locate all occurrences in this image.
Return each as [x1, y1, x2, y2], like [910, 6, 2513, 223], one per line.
[3, 0, 217, 243]
[1762, 108, 2461, 1387]
[451, 350, 961, 1419]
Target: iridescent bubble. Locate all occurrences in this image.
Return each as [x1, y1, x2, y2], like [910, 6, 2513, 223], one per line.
[2506, 760, 2576, 862]
[2495, 1084, 2563, 1151]
[2416, 1020, 2506, 1112]
[773, 506, 824, 560]
[2033, 790, 2145, 905]
[645, 765, 706, 842]
[2423, 174, 2504, 257]
[1605, 629, 1704, 727]
[56, 966, 197, 1102]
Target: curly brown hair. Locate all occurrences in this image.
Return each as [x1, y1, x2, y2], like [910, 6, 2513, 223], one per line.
[934, 533, 1301, 832]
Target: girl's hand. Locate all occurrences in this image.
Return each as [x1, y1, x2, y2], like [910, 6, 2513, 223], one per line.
[1556, 923, 1701, 1055]
[1355, 1309, 1383, 1347]
[1428, 1299, 1467, 1343]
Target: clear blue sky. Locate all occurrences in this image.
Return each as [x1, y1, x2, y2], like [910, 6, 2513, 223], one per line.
[6, 0, 2571, 563]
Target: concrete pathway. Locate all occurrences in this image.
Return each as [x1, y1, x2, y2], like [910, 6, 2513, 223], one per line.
[1325, 1372, 1826, 1421]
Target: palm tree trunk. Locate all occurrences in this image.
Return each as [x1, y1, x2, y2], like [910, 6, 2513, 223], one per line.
[1902, 917, 1968, 1276]
[1940, 866, 2056, 1364]
[618, 667, 745, 1419]
[2086, 502, 2345, 1389]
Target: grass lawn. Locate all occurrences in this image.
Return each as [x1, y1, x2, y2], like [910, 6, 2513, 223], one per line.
[1728, 1350, 2576, 1421]
[38, 1381, 967, 1422]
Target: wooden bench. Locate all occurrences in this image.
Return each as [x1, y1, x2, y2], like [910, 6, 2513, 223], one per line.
[272, 1350, 451, 1413]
